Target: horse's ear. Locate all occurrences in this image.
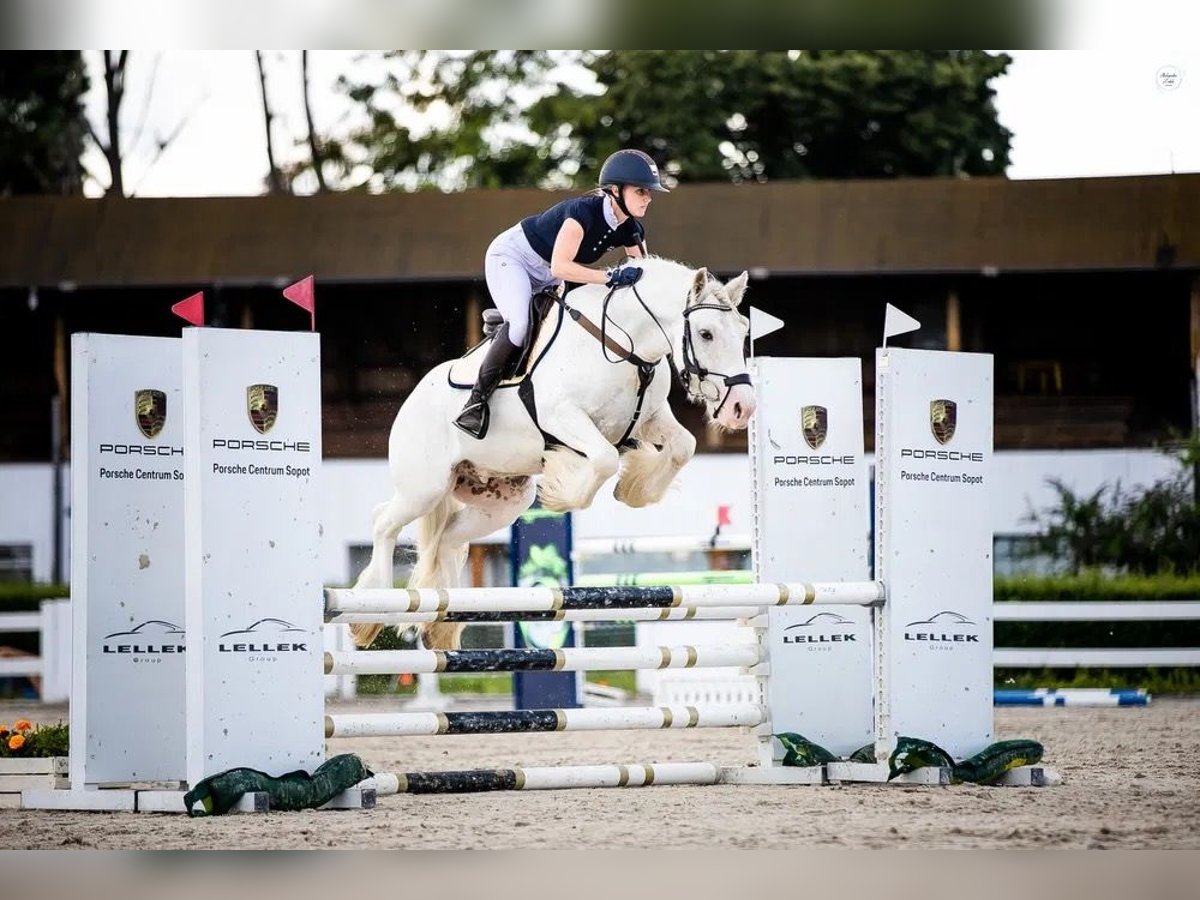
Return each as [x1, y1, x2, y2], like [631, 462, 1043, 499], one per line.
[725, 271, 750, 308]
[692, 267, 709, 296]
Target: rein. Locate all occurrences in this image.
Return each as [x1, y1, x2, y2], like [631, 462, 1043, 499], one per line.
[556, 275, 752, 443]
[559, 294, 657, 448]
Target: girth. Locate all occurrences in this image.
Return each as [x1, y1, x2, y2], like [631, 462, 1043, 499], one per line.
[515, 294, 660, 455]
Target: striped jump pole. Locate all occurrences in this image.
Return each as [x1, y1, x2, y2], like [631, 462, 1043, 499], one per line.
[325, 644, 761, 676]
[368, 762, 722, 795]
[325, 605, 763, 625]
[325, 703, 766, 738]
[324, 581, 885, 617]
[993, 688, 1151, 708]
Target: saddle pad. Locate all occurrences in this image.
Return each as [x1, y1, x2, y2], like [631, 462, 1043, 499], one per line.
[447, 340, 494, 389]
[448, 303, 564, 389]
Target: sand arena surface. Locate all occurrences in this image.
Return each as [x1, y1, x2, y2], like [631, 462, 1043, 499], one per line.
[1, 694, 1198, 849]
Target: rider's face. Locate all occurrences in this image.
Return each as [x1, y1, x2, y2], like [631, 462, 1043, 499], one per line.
[620, 186, 653, 218]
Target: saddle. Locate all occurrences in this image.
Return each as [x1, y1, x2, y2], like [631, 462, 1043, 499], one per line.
[446, 283, 659, 452]
[448, 289, 561, 389]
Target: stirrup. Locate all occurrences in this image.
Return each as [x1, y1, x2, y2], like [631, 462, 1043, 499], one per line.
[454, 401, 490, 439]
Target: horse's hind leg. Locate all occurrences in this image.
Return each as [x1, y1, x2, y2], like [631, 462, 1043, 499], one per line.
[349, 487, 445, 648]
[415, 472, 537, 650]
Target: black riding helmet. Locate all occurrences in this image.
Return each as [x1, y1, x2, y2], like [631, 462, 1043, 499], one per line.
[598, 149, 669, 239]
[598, 149, 670, 193]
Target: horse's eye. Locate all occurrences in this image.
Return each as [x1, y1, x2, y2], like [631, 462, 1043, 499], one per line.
[699, 330, 713, 341]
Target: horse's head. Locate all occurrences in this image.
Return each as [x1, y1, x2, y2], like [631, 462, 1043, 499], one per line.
[678, 268, 756, 431]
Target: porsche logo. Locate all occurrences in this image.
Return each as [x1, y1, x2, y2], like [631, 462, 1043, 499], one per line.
[134, 389, 167, 439]
[247, 384, 278, 434]
[801, 405, 828, 450]
[930, 399, 957, 445]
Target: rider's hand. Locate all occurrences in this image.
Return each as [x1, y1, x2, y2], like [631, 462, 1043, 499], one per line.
[605, 265, 643, 288]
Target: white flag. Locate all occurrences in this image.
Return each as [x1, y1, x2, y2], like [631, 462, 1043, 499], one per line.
[883, 303, 921, 346]
[749, 306, 785, 344]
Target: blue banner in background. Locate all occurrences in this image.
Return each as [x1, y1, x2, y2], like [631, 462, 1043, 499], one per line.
[510, 500, 580, 709]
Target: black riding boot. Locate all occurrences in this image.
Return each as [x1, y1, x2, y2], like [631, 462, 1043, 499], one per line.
[454, 327, 521, 439]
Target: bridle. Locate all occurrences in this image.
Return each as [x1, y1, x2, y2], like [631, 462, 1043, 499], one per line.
[678, 298, 753, 418]
[546, 272, 751, 450]
[595, 277, 752, 418]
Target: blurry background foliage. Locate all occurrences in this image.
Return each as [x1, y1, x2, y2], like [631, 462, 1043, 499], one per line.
[0, 50, 88, 195]
[327, 50, 1013, 192]
[1, 50, 1016, 196]
[1023, 434, 1200, 576]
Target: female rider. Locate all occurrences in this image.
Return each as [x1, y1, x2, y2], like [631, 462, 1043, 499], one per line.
[454, 148, 670, 439]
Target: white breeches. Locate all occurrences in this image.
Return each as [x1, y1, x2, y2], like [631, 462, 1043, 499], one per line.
[485, 225, 560, 346]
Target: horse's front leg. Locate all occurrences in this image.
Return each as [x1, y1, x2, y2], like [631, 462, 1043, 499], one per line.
[537, 408, 621, 512]
[614, 401, 697, 508]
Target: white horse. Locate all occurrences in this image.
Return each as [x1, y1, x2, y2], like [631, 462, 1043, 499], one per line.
[350, 256, 757, 649]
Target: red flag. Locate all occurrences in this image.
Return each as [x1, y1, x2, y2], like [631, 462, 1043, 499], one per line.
[717, 505, 732, 527]
[282, 275, 315, 331]
[171, 291, 205, 327]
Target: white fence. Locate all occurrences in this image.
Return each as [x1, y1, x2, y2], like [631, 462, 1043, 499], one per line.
[650, 600, 1200, 705]
[0, 599, 70, 702]
[991, 601, 1200, 668]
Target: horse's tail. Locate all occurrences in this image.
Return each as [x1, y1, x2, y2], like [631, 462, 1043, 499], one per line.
[410, 494, 468, 651]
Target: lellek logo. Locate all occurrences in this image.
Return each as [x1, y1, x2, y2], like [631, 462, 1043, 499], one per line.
[219, 617, 308, 654]
[103, 619, 186, 655]
[904, 610, 979, 644]
[783, 611, 858, 645]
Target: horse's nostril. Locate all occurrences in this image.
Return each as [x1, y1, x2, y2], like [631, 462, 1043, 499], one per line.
[733, 403, 743, 419]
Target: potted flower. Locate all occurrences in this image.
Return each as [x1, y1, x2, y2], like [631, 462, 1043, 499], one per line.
[0, 721, 70, 796]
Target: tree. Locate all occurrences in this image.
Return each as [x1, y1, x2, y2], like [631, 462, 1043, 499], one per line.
[0, 52, 89, 195]
[334, 51, 562, 191]
[255, 51, 290, 194]
[94, 51, 128, 196]
[81, 52, 200, 197]
[301, 51, 328, 192]
[334, 50, 1012, 191]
